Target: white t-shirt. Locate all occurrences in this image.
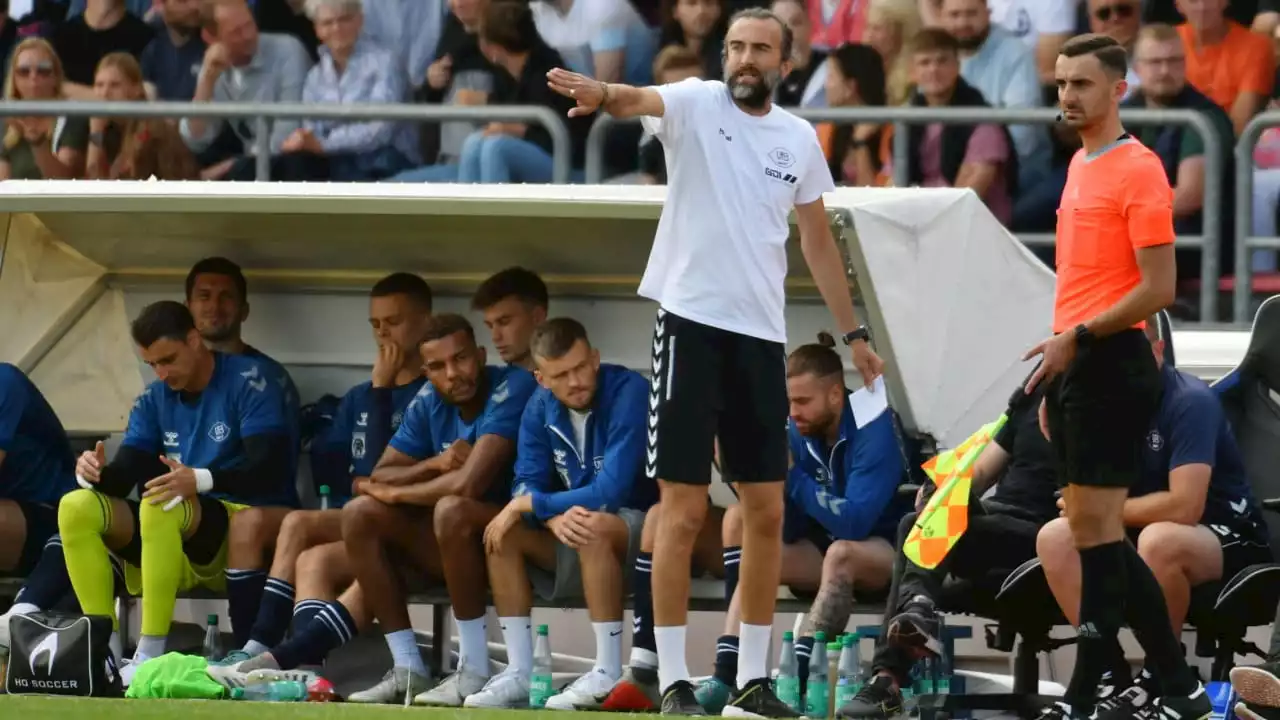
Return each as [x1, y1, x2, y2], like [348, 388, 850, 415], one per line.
[987, 0, 1079, 49]
[531, 0, 647, 80]
[639, 79, 835, 344]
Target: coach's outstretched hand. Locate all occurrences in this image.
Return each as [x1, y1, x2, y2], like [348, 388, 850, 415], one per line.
[547, 68, 605, 117]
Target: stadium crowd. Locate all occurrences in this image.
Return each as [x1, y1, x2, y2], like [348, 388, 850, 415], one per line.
[1, 256, 1279, 719]
[3, 0, 1280, 267]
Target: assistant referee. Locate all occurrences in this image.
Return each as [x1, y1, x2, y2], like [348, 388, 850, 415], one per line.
[1024, 34, 1210, 720]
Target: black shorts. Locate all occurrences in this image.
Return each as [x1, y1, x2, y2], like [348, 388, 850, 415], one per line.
[646, 309, 788, 485]
[1044, 328, 1161, 489]
[6, 500, 60, 576]
[1210, 524, 1274, 581]
[116, 494, 230, 568]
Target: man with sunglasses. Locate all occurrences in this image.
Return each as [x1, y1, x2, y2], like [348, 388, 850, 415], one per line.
[1085, 0, 1142, 94]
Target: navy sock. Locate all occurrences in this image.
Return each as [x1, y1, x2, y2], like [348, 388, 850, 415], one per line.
[246, 577, 295, 648]
[714, 634, 739, 686]
[15, 536, 73, 610]
[272, 600, 356, 670]
[291, 599, 326, 632]
[796, 636, 816, 694]
[723, 545, 741, 603]
[225, 569, 267, 648]
[632, 551, 656, 659]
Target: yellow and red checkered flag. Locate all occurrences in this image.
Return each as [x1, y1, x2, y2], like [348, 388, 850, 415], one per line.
[903, 415, 1008, 569]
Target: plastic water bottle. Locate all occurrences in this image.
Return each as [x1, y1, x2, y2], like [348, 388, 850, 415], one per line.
[776, 631, 801, 712]
[230, 680, 308, 701]
[805, 632, 829, 719]
[917, 658, 937, 695]
[530, 624, 553, 708]
[835, 632, 862, 709]
[202, 614, 223, 660]
[937, 644, 952, 695]
[318, 485, 332, 511]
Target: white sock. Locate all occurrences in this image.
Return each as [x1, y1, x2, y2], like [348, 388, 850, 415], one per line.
[655, 625, 690, 692]
[456, 616, 490, 675]
[135, 634, 166, 661]
[737, 623, 772, 688]
[109, 632, 123, 665]
[385, 629, 428, 676]
[592, 621, 624, 678]
[242, 639, 271, 657]
[7, 602, 39, 617]
[629, 647, 659, 670]
[499, 616, 533, 675]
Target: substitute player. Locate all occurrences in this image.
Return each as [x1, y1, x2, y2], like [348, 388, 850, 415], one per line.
[1024, 34, 1210, 720]
[548, 8, 881, 717]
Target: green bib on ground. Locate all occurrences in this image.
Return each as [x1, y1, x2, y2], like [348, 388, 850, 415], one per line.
[124, 652, 227, 700]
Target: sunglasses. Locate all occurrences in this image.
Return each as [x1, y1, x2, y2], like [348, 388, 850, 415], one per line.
[1093, 3, 1135, 21]
[15, 62, 53, 78]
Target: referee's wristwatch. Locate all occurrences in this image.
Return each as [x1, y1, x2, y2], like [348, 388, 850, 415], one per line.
[841, 326, 871, 346]
[1073, 324, 1095, 348]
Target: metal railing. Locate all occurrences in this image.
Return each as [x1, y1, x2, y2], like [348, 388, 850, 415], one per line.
[0, 100, 574, 184]
[1235, 110, 1280, 323]
[586, 106, 1225, 321]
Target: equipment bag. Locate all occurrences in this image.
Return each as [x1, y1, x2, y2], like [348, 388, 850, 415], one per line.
[5, 612, 120, 697]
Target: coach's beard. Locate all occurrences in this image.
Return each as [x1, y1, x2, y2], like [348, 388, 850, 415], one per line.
[727, 67, 779, 109]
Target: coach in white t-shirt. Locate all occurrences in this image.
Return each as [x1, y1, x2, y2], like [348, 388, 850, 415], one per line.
[547, 10, 882, 718]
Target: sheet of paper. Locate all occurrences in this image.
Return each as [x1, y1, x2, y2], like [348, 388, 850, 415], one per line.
[849, 376, 889, 429]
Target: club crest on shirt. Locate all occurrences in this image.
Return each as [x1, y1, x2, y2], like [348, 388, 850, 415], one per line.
[1147, 429, 1164, 452]
[351, 432, 367, 459]
[768, 147, 796, 169]
[208, 421, 231, 443]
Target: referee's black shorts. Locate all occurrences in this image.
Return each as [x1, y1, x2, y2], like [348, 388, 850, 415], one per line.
[1044, 328, 1161, 489]
[645, 308, 788, 486]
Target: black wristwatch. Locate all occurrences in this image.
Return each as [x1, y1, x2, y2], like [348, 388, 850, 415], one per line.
[1073, 324, 1094, 348]
[842, 326, 871, 346]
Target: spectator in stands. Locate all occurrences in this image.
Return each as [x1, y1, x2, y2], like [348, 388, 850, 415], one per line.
[460, 0, 591, 184]
[86, 52, 199, 180]
[1037, 316, 1272, 716]
[864, 0, 921, 105]
[61, 301, 296, 685]
[819, 43, 889, 186]
[1176, 0, 1274, 134]
[472, 268, 550, 373]
[890, 29, 1015, 224]
[52, 0, 153, 99]
[255, 0, 320, 59]
[985, 0, 1079, 85]
[387, 0, 496, 182]
[359, 0, 444, 91]
[810, 0, 869, 51]
[632, 46, 704, 184]
[66, 0, 153, 19]
[1251, 99, 1280, 251]
[0, 37, 87, 180]
[772, 0, 825, 107]
[0, 364, 76, 626]
[1086, 0, 1142, 95]
[264, 0, 419, 181]
[1258, 0, 1280, 35]
[694, 335, 906, 714]
[839, 384, 1057, 720]
[658, 0, 725, 80]
[1123, 23, 1235, 281]
[340, 314, 537, 703]
[430, 319, 655, 709]
[179, 0, 311, 180]
[139, 0, 207, 101]
[939, 0, 1050, 187]
[211, 273, 432, 670]
[531, 0, 656, 85]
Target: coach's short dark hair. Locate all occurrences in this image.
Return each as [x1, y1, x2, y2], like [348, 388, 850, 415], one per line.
[531, 318, 590, 361]
[421, 313, 476, 345]
[132, 301, 197, 348]
[480, 0, 538, 53]
[909, 27, 960, 57]
[185, 257, 247, 303]
[726, 7, 793, 63]
[1059, 33, 1128, 78]
[472, 267, 549, 312]
[786, 332, 845, 381]
[371, 272, 433, 312]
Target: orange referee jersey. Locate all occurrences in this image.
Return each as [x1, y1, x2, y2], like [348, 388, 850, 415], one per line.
[1053, 139, 1175, 334]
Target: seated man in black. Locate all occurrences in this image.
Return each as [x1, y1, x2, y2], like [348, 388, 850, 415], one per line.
[840, 383, 1059, 719]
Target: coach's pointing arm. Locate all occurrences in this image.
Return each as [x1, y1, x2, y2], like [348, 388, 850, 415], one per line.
[546, 68, 667, 120]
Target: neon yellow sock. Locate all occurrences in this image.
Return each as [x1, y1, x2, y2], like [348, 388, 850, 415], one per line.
[138, 498, 195, 637]
[58, 489, 121, 629]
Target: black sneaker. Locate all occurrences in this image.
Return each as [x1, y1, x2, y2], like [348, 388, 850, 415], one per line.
[1140, 685, 1212, 720]
[662, 680, 709, 716]
[1236, 701, 1280, 720]
[1232, 661, 1280, 707]
[887, 595, 943, 656]
[1035, 701, 1077, 720]
[837, 675, 904, 719]
[721, 678, 799, 718]
[1095, 668, 1158, 720]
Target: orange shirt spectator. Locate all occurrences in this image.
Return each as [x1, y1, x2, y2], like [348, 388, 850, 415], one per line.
[1176, 21, 1273, 133]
